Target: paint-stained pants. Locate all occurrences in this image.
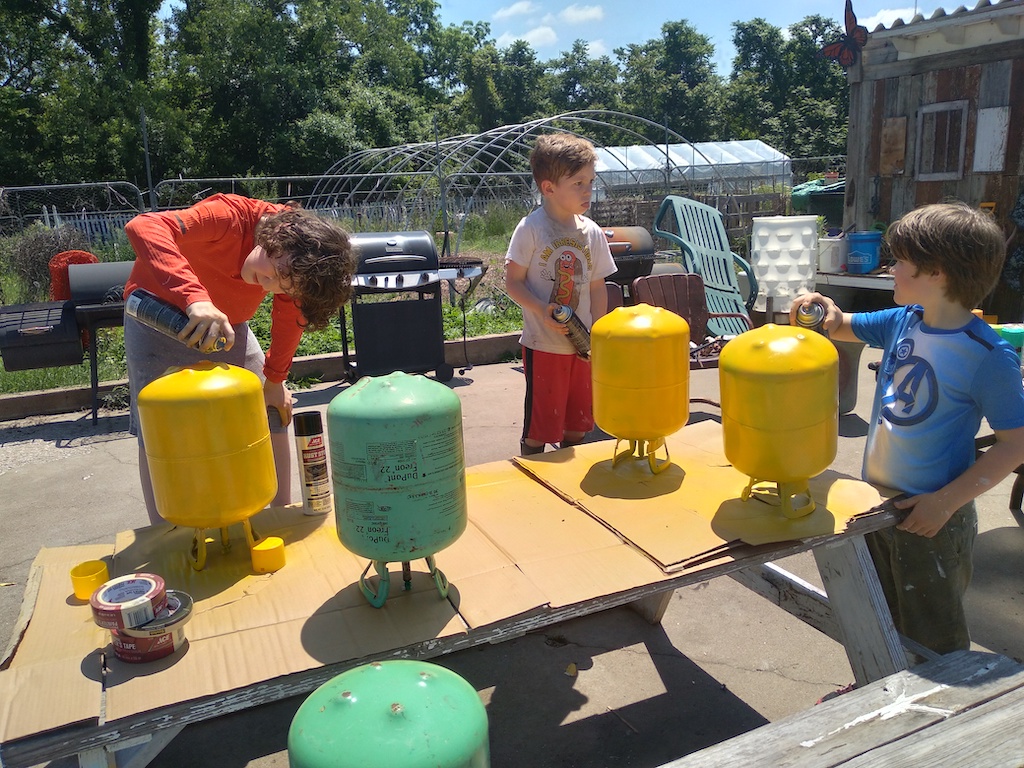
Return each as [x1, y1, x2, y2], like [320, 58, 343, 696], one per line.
[865, 502, 977, 655]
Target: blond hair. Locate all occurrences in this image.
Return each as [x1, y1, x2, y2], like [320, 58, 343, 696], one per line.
[529, 133, 598, 187]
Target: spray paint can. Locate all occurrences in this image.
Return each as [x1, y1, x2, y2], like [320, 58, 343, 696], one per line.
[125, 288, 226, 351]
[293, 411, 332, 515]
[795, 302, 828, 336]
[552, 304, 591, 358]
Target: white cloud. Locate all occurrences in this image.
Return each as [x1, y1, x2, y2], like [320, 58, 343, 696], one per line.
[559, 4, 604, 24]
[494, 1, 538, 21]
[587, 39, 608, 57]
[523, 25, 559, 48]
[496, 26, 559, 50]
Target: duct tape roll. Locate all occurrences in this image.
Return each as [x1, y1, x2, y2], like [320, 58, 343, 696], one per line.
[110, 624, 187, 663]
[90, 573, 167, 630]
[111, 590, 193, 663]
[120, 590, 194, 638]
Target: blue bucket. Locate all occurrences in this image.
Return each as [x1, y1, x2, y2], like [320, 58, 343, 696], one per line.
[847, 231, 882, 274]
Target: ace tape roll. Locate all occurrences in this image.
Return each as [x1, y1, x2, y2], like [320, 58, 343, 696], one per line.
[120, 590, 193, 638]
[90, 573, 167, 630]
[111, 625, 186, 663]
[112, 590, 193, 663]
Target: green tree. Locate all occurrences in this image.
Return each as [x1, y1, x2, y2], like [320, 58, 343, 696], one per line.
[547, 40, 619, 113]
[0, 5, 56, 183]
[167, 0, 322, 175]
[618, 20, 722, 141]
[723, 15, 847, 156]
[496, 41, 550, 123]
[464, 45, 504, 130]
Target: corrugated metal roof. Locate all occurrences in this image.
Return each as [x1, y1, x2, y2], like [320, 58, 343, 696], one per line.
[868, 0, 1022, 34]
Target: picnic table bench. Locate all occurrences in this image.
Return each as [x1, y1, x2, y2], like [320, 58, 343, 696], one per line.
[658, 649, 1024, 768]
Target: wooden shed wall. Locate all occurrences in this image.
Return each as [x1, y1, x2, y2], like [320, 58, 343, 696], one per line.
[844, 39, 1024, 319]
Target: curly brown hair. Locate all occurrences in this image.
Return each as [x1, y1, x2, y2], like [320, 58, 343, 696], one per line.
[254, 208, 354, 329]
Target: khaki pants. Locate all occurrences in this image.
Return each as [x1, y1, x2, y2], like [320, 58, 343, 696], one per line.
[865, 502, 977, 655]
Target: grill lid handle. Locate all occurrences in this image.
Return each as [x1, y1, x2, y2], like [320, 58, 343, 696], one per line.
[362, 254, 429, 267]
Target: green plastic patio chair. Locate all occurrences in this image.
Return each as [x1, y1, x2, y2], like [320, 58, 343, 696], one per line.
[652, 195, 757, 337]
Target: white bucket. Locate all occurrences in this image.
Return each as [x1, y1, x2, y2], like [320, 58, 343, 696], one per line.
[817, 237, 847, 273]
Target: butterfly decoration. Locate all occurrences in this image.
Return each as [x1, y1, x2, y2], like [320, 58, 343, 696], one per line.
[820, 0, 869, 68]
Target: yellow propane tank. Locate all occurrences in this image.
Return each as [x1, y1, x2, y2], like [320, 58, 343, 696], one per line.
[138, 362, 277, 565]
[719, 323, 838, 518]
[591, 304, 690, 473]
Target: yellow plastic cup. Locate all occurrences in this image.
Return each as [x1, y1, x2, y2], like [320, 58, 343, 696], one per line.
[70, 560, 110, 601]
[251, 536, 286, 574]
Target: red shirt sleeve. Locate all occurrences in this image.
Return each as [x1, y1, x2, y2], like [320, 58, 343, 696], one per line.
[124, 194, 306, 382]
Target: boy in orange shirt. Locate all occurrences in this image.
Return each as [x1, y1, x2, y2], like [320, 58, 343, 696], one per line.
[124, 194, 353, 523]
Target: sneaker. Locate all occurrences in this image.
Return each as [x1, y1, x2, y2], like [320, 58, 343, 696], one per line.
[816, 683, 856, 705]
[520, 440, 546, 456]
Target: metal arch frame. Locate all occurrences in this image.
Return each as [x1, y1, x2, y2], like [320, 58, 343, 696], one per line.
[308, 110, 736, 255]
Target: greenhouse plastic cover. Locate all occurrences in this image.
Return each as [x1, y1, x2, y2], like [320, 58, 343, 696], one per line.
[594, 139, 791, 190]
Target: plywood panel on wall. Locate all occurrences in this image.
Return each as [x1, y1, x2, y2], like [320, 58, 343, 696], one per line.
[880, 117, 908, 175]
[973, 106, 1010, 172]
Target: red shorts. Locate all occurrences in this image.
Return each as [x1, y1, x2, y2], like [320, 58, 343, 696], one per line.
[522, 347, 593, 444]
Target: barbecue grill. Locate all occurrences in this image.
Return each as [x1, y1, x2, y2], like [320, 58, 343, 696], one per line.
[340, 231, 484, 383]
[69, 260, 134, 423]
[603, 226, 656, 297]
[0, 259, 132, 423]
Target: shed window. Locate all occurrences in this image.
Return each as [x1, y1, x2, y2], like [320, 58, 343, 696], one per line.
[916, 100, 968, 181]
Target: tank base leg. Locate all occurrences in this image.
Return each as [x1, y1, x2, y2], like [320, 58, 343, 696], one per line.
[426, 555, 449, 599]
[189, 528, 208, 571]
[359, 560, 391, 608]
[402, 561, 413, 591]
[612, 438, 671, 474]
[359, 558, 449, 607]
[741, 477, 816, 519]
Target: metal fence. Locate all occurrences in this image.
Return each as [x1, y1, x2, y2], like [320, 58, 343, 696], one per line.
[0, 182, 146, 240]
[0, 157, 845, 246]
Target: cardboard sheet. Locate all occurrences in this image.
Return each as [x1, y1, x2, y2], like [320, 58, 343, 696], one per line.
[104, 502, 549, 721]
[461, 462, 670, 606]
[0, 545, 110, 742]
[515, 421, 884, 570]
[1, 430, 886, 746]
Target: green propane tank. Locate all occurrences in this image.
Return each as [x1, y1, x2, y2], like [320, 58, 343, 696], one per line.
[327, 372, 467, 607]
[288, 660, 489, 768]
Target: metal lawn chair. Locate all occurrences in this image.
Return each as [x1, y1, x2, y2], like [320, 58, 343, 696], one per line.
[631, 272, 752, 369]
[652, 195, 756, 336]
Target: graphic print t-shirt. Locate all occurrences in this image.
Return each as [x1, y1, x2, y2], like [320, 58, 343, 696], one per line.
[505, 207, 616, 355]
[852, 306, 1024, 494]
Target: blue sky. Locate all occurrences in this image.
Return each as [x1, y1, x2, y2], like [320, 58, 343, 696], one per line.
[435, 1, 942, 74]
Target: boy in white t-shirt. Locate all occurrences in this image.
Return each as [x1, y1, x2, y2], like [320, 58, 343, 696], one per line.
[505, 134, 616, 456]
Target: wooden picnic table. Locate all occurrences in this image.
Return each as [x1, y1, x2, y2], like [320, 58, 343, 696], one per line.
[0, 423, 907, 768]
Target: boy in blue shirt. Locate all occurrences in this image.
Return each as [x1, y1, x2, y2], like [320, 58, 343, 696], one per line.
[794, 202, 1024, 654]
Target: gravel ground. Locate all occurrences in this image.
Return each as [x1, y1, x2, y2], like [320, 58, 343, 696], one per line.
[0, 409, 131, 475]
